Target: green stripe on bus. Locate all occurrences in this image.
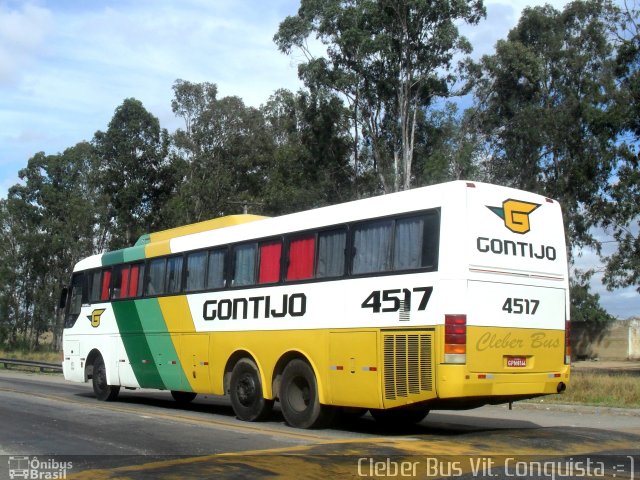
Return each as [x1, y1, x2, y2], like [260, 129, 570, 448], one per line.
[134, 299, 191, 392]
[102, 249, 125, 266]
[112, 300, 165, 390]
[123, 244, 147, 263]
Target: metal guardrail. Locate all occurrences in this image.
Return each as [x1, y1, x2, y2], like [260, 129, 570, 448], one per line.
[0, 357, 63, 373]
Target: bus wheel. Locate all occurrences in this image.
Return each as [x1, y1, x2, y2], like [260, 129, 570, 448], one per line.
[229, 359, 273, 422]
[92, 355, 120, 402]
[171, 391, 197, 404]
[370, 405, 429, 426]
[279, 359, 334, 429]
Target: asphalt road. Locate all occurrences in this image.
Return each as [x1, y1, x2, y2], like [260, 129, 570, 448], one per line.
[0, 370, 638, 479]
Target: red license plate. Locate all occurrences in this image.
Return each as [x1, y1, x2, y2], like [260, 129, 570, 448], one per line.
[507, 357, 527, 367]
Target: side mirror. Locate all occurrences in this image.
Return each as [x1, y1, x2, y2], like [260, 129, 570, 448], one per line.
[59, 287, 68, 310]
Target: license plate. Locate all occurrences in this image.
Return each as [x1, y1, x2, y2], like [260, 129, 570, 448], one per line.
[507, 356, 527, 367]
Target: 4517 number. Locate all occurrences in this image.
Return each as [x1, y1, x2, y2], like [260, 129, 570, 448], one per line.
[362, 287, 433, 313]
[502, 298, 540, 315]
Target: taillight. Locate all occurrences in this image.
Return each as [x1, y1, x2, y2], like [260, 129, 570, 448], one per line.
[445, 314, 466, 364]
[565, 319, 571, 364]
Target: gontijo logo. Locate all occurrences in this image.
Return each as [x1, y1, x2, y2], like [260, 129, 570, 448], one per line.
[87, 308, 106, 328]
[487, 199, 540, 234]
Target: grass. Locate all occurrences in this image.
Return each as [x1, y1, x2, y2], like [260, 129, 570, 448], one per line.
[0, 348, 62, 364]
[529, 370, 640, 409]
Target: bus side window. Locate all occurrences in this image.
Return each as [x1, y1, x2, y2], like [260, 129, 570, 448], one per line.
[135, 263, 146, 297]
[258, 240, 282, 284]
[352, 220, 393, 274]
[65, 272, 85, 328]
[129, 264, 141, 297]
[145, 258, 166, 296]
[186, 251, 207, 292]
[232, 243, 257, 286]
[100, 269, 112, 301]
[316, 229, 346, 278]
[166, 256, 183, 294]
[393, 212, 440, 271]
[88, 270, 102, 303]
[286, 234, 315, 281]
[207, 248, 226, 289]
[111, 265, 130, 300]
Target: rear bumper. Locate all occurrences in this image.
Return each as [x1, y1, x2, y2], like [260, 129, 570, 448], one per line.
[436, 364, 571, 399]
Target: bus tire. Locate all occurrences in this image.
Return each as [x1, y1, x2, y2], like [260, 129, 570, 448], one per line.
[229, 358, 273, 422]
[370, 405, 429, 426]
[92, 355, 120, 402]
[279, 359, 334, 429]
[171, 391, 197, 404]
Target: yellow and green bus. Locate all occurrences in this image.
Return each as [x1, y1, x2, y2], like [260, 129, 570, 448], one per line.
[61, 181, 570, 428]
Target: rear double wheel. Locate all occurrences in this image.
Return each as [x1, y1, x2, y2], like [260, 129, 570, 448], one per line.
[279, 359, 334, 429]
[92, 354, 120, 402]
[229, 359, 274, 422]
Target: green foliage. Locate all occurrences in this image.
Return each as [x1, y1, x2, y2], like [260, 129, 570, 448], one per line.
[471, 0, 624, 253]
[93, 98, 172, 248]
[275, 0, 486, 192]
[570, 282, 615, 325]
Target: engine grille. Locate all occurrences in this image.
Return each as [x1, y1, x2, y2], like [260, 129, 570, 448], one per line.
[383, 332, 433, 400]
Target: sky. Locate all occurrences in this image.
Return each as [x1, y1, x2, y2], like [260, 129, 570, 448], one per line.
[0, 0, 638, 318]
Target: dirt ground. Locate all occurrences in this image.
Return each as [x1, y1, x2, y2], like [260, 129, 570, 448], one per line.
[571, 359, 640, 372]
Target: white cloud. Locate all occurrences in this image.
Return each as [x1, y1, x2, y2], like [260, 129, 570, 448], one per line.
[0, 3, 53, 86]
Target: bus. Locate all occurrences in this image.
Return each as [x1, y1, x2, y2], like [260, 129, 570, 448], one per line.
[61, 180, 570, 429]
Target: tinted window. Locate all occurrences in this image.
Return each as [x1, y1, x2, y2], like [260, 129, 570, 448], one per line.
[393, 213, 439, 270]
[146, 258, 166, 296]
[166, 256, 183, 294]
[186, 251, 207, 292]
[88, 270, 102, 303]
[352, 220, 393, 274]
[316, 229, 346, 278]
[207, 249, 227, 289]
[232, 244, 257, 286]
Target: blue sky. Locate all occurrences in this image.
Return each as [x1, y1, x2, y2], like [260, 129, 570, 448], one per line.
[0, 0, 637, 318]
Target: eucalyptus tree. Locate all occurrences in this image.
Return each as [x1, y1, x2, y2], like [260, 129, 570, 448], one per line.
[275, 0, 485, 193]
[93, 98, 171, 249]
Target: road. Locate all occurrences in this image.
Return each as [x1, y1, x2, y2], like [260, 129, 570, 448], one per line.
[0, 370, 638, 479]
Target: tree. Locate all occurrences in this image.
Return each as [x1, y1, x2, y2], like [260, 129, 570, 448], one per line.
[0, 143, 102, 349]
[261, 88, 355, 213]
[93, 98, 171, 248]
[598, 2, 640, 293]
[470, 0, 623, 254]
[274, 0, 485, 193]
[168, 80, 273, 223]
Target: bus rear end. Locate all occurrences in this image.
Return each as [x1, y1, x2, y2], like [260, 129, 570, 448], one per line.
[436, 182, 570, 406]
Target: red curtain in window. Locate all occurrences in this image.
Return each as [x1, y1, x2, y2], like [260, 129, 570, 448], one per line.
[119, 266, 130, 298]
[129, 265, 139, 297]
[259, 241, 282, 284]
[287, 236, 315, 280]
[101, 270, 111, 301]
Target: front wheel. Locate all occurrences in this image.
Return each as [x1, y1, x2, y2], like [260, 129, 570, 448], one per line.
[279, 359, 334, 429]
[92, 355, 120, 402]
[229, 358, 273, 422]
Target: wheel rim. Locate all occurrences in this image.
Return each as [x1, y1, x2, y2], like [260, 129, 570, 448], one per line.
[237, 373, 257, 407]
[287, 375, 311, 413]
